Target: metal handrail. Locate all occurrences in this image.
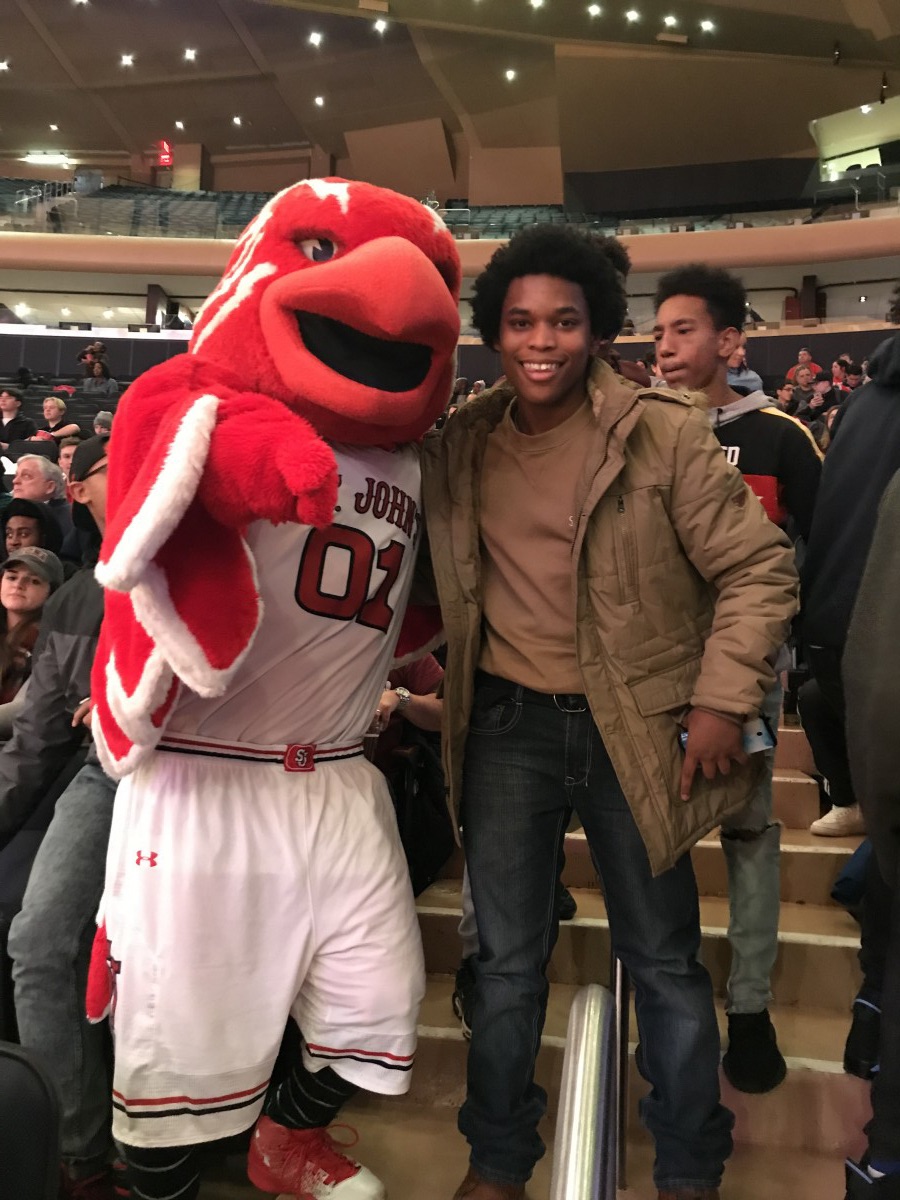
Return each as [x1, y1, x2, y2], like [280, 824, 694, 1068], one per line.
[550, 984, 618, 1200]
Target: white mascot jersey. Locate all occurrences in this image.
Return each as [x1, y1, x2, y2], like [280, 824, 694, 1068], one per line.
[168, 442, 421, 747]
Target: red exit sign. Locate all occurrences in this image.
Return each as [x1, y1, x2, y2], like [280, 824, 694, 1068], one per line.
[158, 140, 173, 167]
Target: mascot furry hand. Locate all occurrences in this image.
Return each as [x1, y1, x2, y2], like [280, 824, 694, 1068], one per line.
[91, 178, 460, 778]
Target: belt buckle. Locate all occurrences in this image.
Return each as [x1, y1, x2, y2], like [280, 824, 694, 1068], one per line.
[552, 694, 587, 714]
[284, 744, 316, 772]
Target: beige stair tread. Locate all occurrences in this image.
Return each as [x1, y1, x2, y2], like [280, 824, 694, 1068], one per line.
[565, 826, 863, 855]
[197, 1106, 851, 1199]
[420, 974, 853, 1067]
[418, 879, 861, 945]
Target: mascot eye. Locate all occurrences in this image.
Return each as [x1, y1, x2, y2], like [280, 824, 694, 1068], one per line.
[298, 237, 338, 263]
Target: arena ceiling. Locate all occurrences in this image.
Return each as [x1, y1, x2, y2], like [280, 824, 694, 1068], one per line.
[2, 0, 898, 176]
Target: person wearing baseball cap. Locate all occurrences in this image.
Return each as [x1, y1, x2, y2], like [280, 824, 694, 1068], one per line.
[0, 544, 64, 716]
[67, 435, 109, 541]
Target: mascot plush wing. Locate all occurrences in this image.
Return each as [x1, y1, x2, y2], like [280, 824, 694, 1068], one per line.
[92, 179, 460, 778]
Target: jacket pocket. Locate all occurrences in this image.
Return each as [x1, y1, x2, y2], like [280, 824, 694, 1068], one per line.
[630, 657, 701, 717]
[468, 687, 523, 737]
[614, 495, 639, 606]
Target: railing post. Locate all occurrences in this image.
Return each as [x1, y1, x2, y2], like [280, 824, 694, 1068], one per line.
[613, 956, 630, 1192]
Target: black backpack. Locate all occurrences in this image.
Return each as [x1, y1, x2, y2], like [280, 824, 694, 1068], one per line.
[381, 724, 456, 896]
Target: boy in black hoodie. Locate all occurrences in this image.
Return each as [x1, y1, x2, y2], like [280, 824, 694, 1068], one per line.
[653, 264, 822, 1096]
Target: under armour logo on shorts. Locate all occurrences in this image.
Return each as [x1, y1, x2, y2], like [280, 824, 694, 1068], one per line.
[135, 851, 159, 867]
[284, 744, 316, 772]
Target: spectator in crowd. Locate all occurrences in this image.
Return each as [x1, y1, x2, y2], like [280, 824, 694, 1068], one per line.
[802, 330, 900, 835]
[842, 468, 900, 1200]
[1, 499, 63, 558]
[845, 363, 865, 392]
[12, 456, 73, 541]
[726, 342, 764, 395]
[654, 263, 820, 1095]
[0, 387, 37, 451]
[3, 437, 109, 1199]
[82, 362, 119, 401]
[786, 347, 823, 381]
[58, 437, 82, 480]
[423, 224, 798, 1200]
[466, 380, 487, 403]
[92, 412, 113, 438]
[76, 342, 107, 372]
[790, 365, 815, 415]
[795, 371, 843, 423]
[775, 380, 795, 411]
[38, 397, 81, 442]
[0, 545, 64, 718]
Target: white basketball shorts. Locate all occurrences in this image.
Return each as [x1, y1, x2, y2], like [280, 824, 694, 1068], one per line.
[97, 736, 425, 1148]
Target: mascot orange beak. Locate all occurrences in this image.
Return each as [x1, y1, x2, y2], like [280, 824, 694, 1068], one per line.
[260, 236, 460, 440]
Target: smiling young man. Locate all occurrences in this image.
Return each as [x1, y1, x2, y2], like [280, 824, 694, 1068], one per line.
[422, 227, 799, 1200]
[653, 264, 822, 1095]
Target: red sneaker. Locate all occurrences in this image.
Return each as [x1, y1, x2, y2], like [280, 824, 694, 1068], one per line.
[248, 1115, 385, 1198]
[58, 1167, 117, 1200]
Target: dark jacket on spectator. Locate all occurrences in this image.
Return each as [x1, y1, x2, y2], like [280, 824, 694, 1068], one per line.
[0, 566, 103, 851]
[0, 415, 36, 448]
[802, 332, 900, 650]
[844, 469, 900, 879]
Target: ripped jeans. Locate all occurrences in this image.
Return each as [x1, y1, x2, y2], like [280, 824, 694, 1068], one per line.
[719, 681, 783, 1015]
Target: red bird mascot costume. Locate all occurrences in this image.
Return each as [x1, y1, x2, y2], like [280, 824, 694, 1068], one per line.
[86, 179, 461, 1200]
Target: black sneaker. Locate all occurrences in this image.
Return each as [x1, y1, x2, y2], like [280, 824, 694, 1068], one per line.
[722, 1010, 787, 1094]
[846, 1159, 900, 1198]
[557, 883, 578, 921]
[845, 998, 881, 1080]
[452, 955, 476, 1040]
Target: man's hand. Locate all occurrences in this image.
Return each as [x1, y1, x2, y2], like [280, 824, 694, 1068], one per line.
[72, 697, 93, 729]
[679, 709, 748, 801]
[369, 688, 401, 735]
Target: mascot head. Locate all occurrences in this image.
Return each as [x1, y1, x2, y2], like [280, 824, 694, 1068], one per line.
[190, 179, 461, 445]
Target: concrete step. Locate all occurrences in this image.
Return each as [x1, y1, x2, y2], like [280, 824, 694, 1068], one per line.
[417, 881, 862, 1012]
[775, 724, 817, 776]
[692, 827, 862, 907]
[413, 975, 872, 1158]
[197, 1114, 855, 1199]
[440, 828, 862, 909]
[772, 768, 822, 828]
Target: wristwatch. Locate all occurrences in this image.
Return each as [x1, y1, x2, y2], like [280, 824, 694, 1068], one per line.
[394, 686, 411, 709]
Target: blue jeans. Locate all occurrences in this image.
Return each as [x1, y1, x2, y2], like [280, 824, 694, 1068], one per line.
[8, 761, 116, 1174]
[459, 675, 734, 1191]
[719, 681, 783, 1014]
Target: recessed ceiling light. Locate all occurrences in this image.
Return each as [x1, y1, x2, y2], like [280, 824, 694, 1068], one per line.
[314, 95, 325, 107]
[374, 19, 387, 32]
[663, 14, 678, 26]
[232, 115, 242, 126]
[699, 19, 715, 31]
[61, 307, 71, 317]
[308, 31, 323, 47]
[859, 295, 868, 303]
[73, 0, 89, 6]
[505, 68, 517, 81]
[0, 61, 9, 72]
[103, 309, 114, 320]
[49, 124, 58, 131]
[625, 9, 640, 22]
[13, 304, 30, 318]
[120, 53, 134, 67]
[587, 4, 602, 14]
[184, 48, 197, 62]
[175, 120, 185, 131]
[530, 0, 544, 8]
[861, 105, 872, 114]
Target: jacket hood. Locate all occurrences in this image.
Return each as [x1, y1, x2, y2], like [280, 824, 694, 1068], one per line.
[867, 332, 900, 389]
[707, 390, 771, 428]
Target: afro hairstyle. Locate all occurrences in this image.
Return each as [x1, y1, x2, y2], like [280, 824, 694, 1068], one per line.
[470, 225, 628, 348]
[655, 263, 747, 333]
